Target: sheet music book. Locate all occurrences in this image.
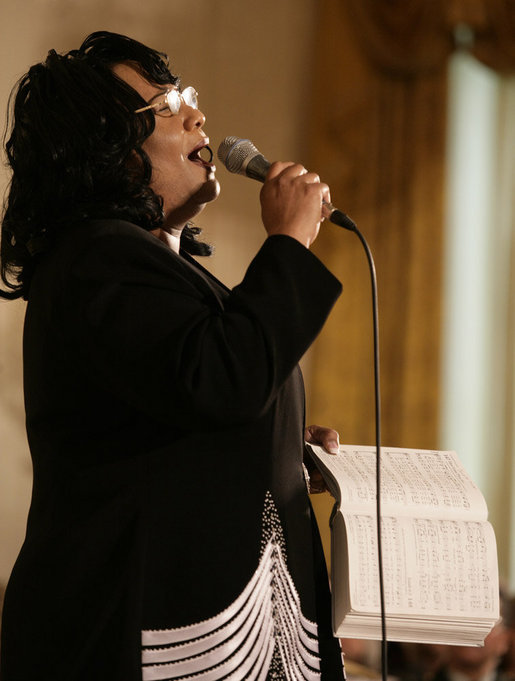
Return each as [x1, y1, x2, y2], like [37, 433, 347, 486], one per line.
[308, 444, 499, 646]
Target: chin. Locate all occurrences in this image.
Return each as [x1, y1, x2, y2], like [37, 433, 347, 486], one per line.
[166, 179, 221, 227]
[199, 175, 221, 204]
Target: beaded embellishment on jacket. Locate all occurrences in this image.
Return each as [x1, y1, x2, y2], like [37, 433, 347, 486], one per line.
[141, 491, 321, 680]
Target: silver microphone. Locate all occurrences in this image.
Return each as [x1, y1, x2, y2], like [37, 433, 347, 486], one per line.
[217, 136, 356, 231]
[217, 137, 270, 182]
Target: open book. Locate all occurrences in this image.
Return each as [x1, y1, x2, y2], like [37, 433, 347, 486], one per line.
[308, 444, 499, 646]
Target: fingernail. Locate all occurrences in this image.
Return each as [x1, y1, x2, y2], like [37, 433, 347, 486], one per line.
[327, 440, 339, 454]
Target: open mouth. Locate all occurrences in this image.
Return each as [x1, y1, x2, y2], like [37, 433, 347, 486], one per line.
[188, 145, 214, 166]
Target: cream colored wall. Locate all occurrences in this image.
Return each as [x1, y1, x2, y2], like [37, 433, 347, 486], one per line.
[0, 0, 317, 584]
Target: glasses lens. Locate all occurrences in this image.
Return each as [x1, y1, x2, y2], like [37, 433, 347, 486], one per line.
[182, 86, 198, 110]
[165, 89, 181, 115]
[163, 86, 198, 115]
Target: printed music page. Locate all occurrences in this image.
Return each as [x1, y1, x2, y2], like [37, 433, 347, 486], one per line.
[308, 445, 500, 645]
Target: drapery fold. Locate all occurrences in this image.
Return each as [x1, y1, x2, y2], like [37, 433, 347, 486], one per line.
[344, 0, 515, 74]
[307, 0, 514, 569]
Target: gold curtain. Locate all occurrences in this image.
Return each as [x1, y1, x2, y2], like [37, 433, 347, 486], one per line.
[307, 0, 515, 561]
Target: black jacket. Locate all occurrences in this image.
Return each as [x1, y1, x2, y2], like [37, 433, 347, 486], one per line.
[1, 219, 344, 680]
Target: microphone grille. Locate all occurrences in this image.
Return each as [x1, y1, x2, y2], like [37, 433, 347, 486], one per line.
[217, 137, 260, 174]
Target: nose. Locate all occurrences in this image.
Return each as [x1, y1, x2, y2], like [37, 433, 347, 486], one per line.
[183, 105, 205, 130]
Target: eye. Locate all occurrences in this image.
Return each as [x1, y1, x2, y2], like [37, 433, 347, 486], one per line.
[155, 100, 170, 114]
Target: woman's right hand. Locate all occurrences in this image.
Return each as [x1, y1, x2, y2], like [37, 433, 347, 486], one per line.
[259, 161, 331, 249]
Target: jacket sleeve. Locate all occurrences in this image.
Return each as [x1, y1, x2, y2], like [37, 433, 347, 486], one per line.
[63, 222, 342, 427]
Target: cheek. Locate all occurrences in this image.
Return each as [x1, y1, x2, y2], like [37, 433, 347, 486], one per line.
[144, 135, 178, 168]
[144, 136, 186, 193]
[144, 120, 183, 160]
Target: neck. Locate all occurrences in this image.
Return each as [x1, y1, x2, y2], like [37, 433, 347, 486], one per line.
[153, 227, 183, 253]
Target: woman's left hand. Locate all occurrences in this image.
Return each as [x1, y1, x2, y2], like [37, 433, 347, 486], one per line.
[303, 424, 340, 494]
[304, 425, 339, 454]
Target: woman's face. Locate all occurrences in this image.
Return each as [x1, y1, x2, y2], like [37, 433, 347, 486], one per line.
[113, 63, 220, 231]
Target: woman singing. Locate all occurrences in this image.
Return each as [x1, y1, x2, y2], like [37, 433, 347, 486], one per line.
[0, 31, 344, 680]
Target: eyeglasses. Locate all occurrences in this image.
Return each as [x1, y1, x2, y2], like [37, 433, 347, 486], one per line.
[135, 86, 198, 116]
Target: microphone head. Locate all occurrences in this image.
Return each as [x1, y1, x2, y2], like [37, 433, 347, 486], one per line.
[217, 137, 261, 175]
[217, 137, 271, 182]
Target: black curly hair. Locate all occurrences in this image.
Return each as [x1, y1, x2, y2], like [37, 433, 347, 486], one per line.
[0, 30, 212, 300]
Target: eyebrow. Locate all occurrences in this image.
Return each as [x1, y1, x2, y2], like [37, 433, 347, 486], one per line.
[147, 87, 170, 105]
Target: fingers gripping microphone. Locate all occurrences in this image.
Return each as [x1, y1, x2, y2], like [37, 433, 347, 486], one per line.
[217, 136, 356, 231]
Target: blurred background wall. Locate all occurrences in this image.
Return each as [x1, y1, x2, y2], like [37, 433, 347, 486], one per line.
[0, 0, 514, 591]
